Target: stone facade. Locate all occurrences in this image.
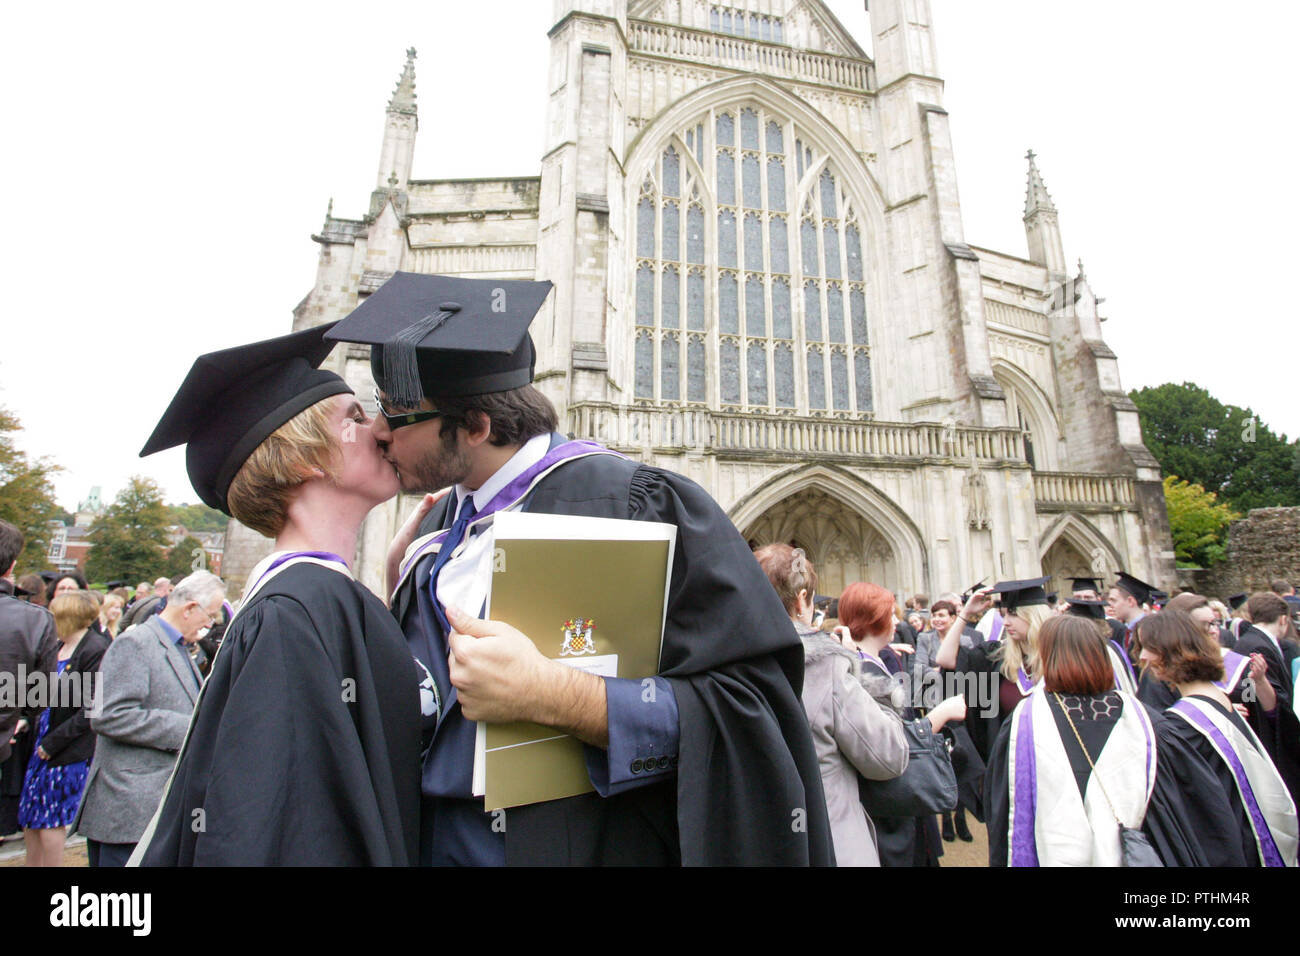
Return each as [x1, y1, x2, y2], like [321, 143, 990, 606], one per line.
[223, 0, 1174, 601]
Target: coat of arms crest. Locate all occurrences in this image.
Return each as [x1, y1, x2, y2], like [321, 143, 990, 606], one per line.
[560, 617, 596, 656]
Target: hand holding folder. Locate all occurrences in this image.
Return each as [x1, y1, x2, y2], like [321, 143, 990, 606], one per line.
[467, 511, 677, 810]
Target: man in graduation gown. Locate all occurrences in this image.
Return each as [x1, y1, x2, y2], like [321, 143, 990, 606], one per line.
[1234, 592, 1300, 807]
[326, 273, 833, 866]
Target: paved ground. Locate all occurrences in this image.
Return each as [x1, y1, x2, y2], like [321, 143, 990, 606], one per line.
[0, 834, 88, 867]
[937, 815, 988, 867]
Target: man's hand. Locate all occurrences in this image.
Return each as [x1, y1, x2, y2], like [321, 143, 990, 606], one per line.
[1248, 652, 1277, 712]
[386, 489, 451, 603]
[446, 605, 609, 747]
[36, 746, 49, 761]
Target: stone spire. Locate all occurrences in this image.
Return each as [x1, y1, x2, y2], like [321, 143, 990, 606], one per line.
[388, 48, 417, 116]
[1023, 149, 1056, 218]
[373, 48, 419, 197]
[1023, 149, 1066, 275]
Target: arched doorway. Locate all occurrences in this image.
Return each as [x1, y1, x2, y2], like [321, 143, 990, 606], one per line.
[1039, 513, 1124, 600]
[742, 487, 900, 599]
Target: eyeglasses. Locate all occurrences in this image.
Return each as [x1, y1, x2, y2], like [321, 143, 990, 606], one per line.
[373, 388, 442, 431]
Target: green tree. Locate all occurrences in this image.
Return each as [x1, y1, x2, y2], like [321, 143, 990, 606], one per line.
[165, 503, 227, 533]
[0, 406, 63, 573]
[85, 476, 171, 583]
[1163, 475, 1240, 568]
[1131, 382, 1300, 512]
[161, 534, 206, 582]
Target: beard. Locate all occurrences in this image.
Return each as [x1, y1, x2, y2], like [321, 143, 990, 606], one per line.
[396, 430, 472, 493]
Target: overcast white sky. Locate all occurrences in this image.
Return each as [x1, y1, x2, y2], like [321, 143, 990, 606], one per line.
[2, 1, 1296, 511]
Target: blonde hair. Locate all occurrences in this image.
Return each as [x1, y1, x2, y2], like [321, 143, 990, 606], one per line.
[50, 590, 100, 639]
[993, 603, 1054, 683]
[226, 397, 342, 538]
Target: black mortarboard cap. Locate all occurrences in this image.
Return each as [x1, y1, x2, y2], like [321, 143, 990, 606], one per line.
[38, 571, 60, 583]
[1227, 592, 1248, 610]
[960, 578, 987, 603]
[1066, 598, 1107, 621]
[1113, 571, 1157, 606]
[323, 272, 554, 405]
[140, 324, 351, 515]
[1071, 577, 1103, 595]
[1151, 589, 1169, 606]
[1046, 592, 1058, 605]
[990, 576, 1051, 612]
[106, 580, 129, 590]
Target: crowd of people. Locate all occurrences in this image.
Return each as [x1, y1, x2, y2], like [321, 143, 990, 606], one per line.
[755, 554, 1299, 867]
[0, 270, 1296, 867]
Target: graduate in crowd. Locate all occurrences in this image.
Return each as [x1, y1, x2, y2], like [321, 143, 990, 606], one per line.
[985, 614, 1246, 867]
[1137, 610, 1298, 867]
[325, 272, 832, 866]
[132, 325, 421, 866]
[935, 578, 1053, 768]
[1231, 592, 1300, 807]
[1072, 577, 1128, 651]
[1134, 592, 1253, 710]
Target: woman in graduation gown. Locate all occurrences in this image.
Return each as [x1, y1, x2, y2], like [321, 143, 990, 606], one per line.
[132, 325, 421, 866]
[1137, 610, 1298, 866]
[985, 614, 1247, 867]
[934, 580, 1051, 770]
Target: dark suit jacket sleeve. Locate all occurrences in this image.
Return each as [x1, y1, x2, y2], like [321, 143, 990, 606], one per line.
[0, 606, 57, 762]
[38, 634, 109, 761]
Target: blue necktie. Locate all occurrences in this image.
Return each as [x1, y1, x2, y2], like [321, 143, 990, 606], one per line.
[429, 494, 478, 638]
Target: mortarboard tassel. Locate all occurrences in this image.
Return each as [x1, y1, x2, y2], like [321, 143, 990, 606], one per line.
[382, 309, 455, 407]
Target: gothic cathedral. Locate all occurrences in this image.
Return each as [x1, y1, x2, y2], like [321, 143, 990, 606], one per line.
[222, 0, 1174, 602]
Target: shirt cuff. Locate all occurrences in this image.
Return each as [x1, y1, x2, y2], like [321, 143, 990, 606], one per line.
[584, 676, 679, 797]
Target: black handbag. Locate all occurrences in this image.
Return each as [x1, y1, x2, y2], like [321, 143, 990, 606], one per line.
[858, 717, 958, 818]
[1054, 692, 1164, 867]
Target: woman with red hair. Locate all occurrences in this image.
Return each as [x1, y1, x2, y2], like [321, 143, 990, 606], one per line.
[836, 581, 966, 867]
[985, 614, 1247, 866]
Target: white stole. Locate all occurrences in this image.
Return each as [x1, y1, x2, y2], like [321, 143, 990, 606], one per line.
[1008, 690, 1155, 866]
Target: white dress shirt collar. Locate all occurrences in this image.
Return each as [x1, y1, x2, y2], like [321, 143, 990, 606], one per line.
[454, 432, 552, 515]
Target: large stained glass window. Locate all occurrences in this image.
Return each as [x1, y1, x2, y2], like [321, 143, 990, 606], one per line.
[633, 107, 873, 415]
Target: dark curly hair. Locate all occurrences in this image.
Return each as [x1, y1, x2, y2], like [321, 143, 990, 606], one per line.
[1135, 610, 1224, 685]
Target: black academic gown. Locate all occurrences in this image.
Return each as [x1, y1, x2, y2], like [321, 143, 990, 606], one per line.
[139, 564, 421, 866]
[397, 436, 834, 866]
[984, 695, 1247, 867]
[1233, 625, 1300, 807]
[1158, 695, 1261, 866]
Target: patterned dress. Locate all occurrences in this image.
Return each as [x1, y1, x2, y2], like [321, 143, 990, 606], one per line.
[17, 660, 90, 830]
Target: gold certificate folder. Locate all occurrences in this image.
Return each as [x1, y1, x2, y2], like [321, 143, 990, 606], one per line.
[478, 513, 675, 810]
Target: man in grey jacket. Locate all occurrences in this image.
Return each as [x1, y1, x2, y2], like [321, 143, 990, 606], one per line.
[73, 570, 224, 866]
[0, 521, 58, 769]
